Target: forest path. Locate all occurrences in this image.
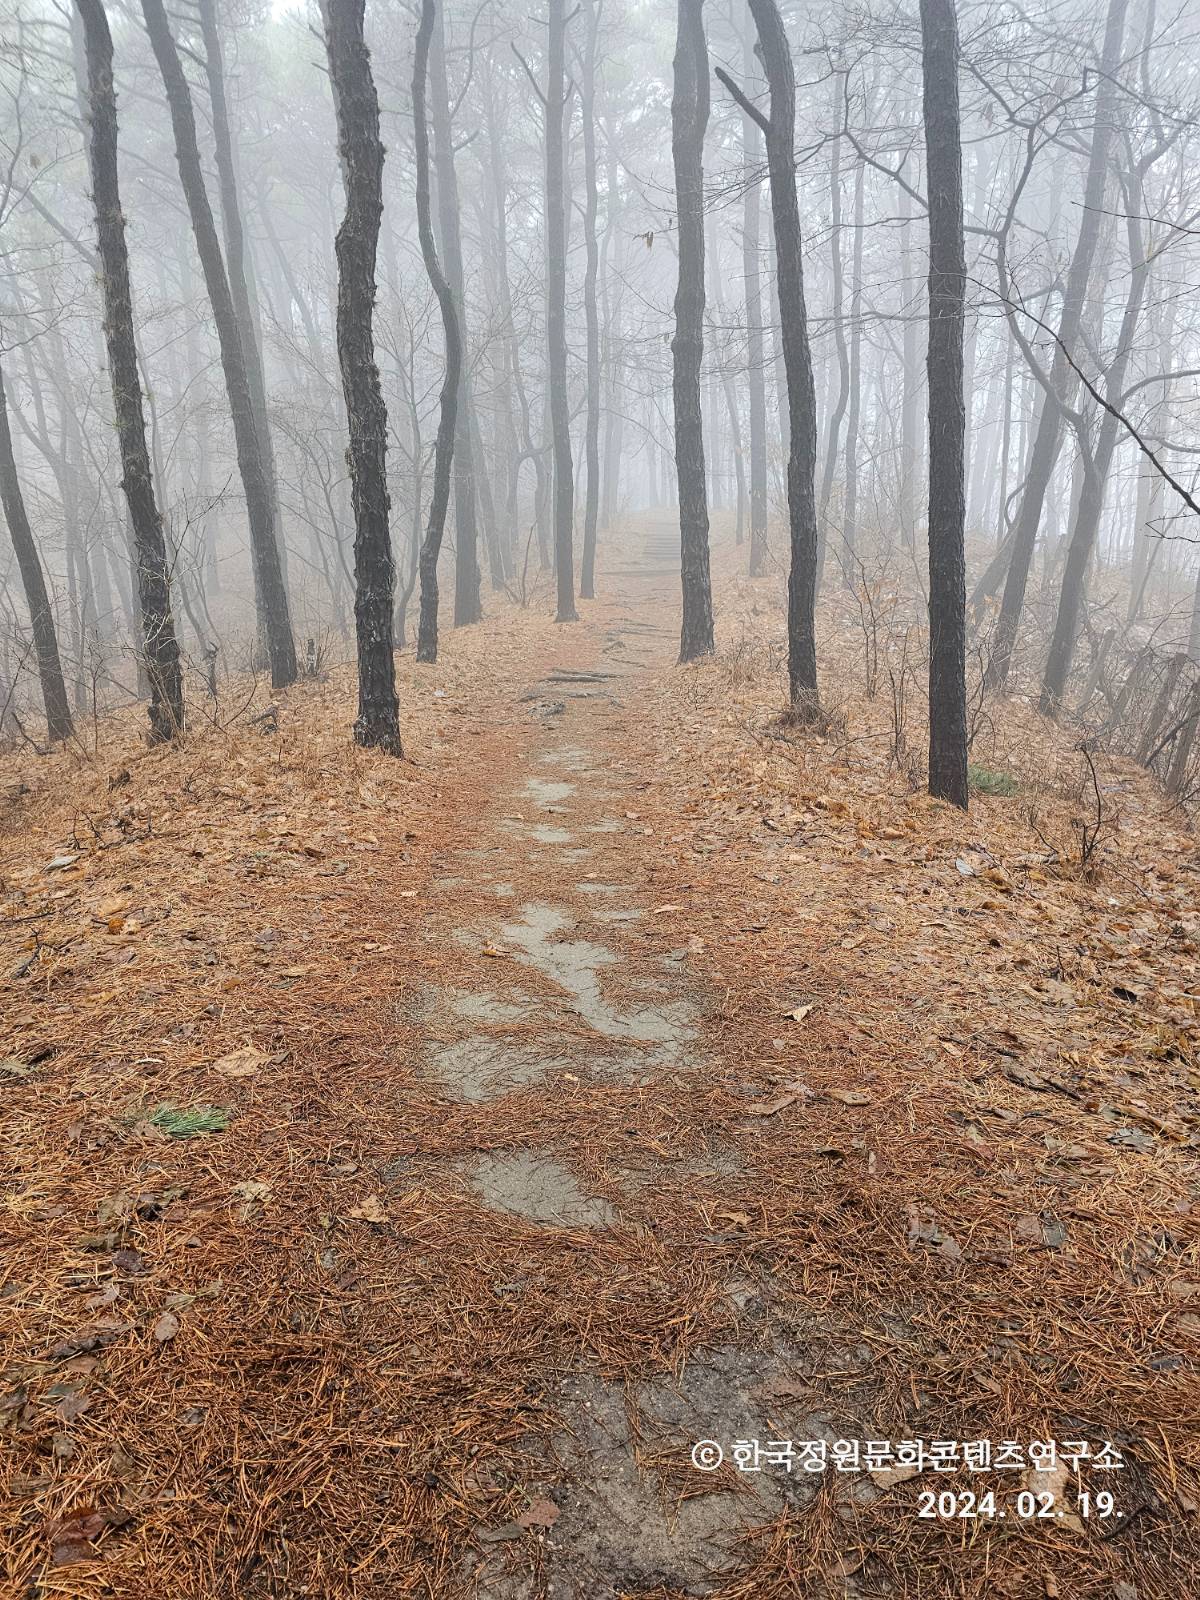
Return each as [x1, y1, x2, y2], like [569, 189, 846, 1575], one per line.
[406, 525, 843, 1597]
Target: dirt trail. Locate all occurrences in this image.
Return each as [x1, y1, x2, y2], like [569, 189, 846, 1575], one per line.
[413, 527, 793, 1595]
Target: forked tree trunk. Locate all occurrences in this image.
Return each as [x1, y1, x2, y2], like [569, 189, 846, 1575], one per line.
[921, 0, 969, 808]
[0, 362, 74, 742]
[718, 0, 820, 718]
[986, 0, 1128, 690]
[75, 0, 183, 743]
[544, 0, 577, 621]
[671, 0, 714, 661]
[322, 0, 401, 754]
[414, 0, 461, 665]
[1040, 179, 1151, 713]
[139, 0, 297, 691]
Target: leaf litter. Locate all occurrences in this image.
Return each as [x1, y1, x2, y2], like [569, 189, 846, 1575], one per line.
[0, 535, 1196, 1598]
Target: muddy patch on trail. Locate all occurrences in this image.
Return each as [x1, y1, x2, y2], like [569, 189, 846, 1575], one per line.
[501, 820, 576, 846]
[499, 903, 695, 1059]
[470, 1349, 834, 1599]
[464, 1152, 616, 1229]
[522, 776, 576, 806]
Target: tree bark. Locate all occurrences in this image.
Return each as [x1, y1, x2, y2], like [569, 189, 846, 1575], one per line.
[197, 0, 283, 593]
[544, 0, 578, 621]
[986, 0, 1129, 690]
[1041, 185, 1150, 713]
[921, 0, 969, 808]
[718, 0, 820, 717]
[0, 361, 74, 742]
[578, 0, 603, 599]
[75, 0, 183, 743]
[740, 10, 768, 576]
[139, 0, 296, 691]
[428, 2, 482, 626]
[840, 154, 865, 581]
[322, 0, 401, 754]
[818, 78, 848, 590]
[414, 0, 461, 666]
[672, 0, 714, 661]
[899, 180, 921, 551]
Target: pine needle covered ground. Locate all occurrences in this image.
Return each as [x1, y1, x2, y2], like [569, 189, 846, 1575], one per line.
[2, 524, 1197, 1599]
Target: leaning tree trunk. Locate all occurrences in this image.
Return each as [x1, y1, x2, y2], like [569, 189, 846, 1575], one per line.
[414, 0, 461, 665]
[671, 0, 714, 661]
[544, 0, 577, 622]
[718, 0, 820, 718]
[986, 0, 1129, 690]
[139, 0, 296, 691]
[322, 0, 400, 754]
[578, 0, 602, 600]
[0, 361, 74, 742]
[1040, 176, 1151, 714]
[920, 0, 969, 808]
[429, 2, 482, 626]
[197, 0, 282, 583]
[74, 0, 183, 743]
[740, 9, 768, 576]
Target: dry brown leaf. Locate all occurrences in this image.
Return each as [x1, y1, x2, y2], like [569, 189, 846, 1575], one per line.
[870, 1462, 923, 1489]
[517, 1495, 560, 1528]
[1021, 1460, 1084, 1533]
[152, 1310, 179, 1343]
[743, 1092, 802, 1117]
[213, 1046, 268, 1078]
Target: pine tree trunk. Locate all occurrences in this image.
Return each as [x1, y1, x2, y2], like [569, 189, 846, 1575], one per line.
[322, 0, 401, 754]
[578, 0, 602, 600]
[899, 182, 922, 552]
[841, 154, 865, 581]
[741, 13, 768, 576]
[197, 0, 283, 594]
[545, 0, 578, 621]
[75, 0, 184, 743]
[414, 0, 461, 665]
[672, 0, 714, 662]
[1041, 197, 1150, 713]
[921, 0, 969, 809]
[429, 3, 482, 626]
[0, 362, 74, 742]
[139, 0, 296, 690]
[987, 0, 1128, 690]
[818, 86, 849, 590]
[721, 0, 820, 716]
